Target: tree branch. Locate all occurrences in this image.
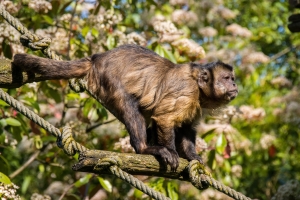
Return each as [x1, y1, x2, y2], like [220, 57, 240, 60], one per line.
[9, 150, 40, 179]
[73, 150, 193, 181]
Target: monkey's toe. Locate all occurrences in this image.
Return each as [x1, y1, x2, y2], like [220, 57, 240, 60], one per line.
[191, 155, 204, 165]
[158, 148, 179, 171]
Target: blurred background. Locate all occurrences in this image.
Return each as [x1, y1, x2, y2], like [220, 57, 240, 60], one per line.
[0, 0, 299, 199]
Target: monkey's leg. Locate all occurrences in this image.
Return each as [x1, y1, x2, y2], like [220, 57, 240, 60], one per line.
[121, 102, 179, 170]
[152, 120, 179, 171]
[176, 124, 203, 164]
[146, 122, 157, 145]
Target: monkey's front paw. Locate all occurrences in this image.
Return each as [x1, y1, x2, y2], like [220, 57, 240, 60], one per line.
[158, 148, 179, 171]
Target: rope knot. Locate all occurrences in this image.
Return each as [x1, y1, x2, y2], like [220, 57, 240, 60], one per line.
[57, 125, 88, 156]
[95, 156, 123, 172]
[69, 78, 87, 93]
[20, 33, 51, 51]
[188, 160, 211, 190]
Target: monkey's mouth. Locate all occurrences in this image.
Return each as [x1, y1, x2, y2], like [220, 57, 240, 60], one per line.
[227, 90, 238, 100]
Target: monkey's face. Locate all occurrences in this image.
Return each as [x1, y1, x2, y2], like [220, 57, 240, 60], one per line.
[198, 66, 238, 105]
[214, 69, 238, 102]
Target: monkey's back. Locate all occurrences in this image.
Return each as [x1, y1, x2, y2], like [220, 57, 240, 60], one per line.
[88, 45, 200, 125]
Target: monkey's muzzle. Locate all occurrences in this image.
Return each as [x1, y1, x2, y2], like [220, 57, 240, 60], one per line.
[227, 90, 238, 100]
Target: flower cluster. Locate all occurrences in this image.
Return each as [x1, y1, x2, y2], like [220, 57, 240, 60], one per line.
[124, 32, 147, 46]
[199, 26, 218, 37]
[28, 0, 52, 13]
[226, 23, 252, 38]
[89, 8, 123, 31]
[238, 105, 266, 122]
[271, 76, 292, 89]
[195, 137, 208, 153]
[153, 20, 183, 43]
[0, 22, 25, 55]
[260, 134, 276, 149]
[114, 136, 135, 153]
[30, 193, 51, 200]
[1, 1, 18, 14]
[0, 183, 21, 200]
[270, 88, 300, 124]
[0, 22, 20, 44]
[59, 13, 72, 22]
[242, 51, 270, 64]
[205, 48, 236, 64]
[208, 6, 237, 20]
[172, 38, 206, 59]
[171, 9, 198, 26]
[169, 0, 188, 6]
[231, 164, 243, 178]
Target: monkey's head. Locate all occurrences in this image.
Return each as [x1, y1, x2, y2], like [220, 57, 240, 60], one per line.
[194, 61, 238, 108]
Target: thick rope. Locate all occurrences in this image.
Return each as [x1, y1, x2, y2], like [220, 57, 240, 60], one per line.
[0, 89, 88, 155]
[189, 161, 252, 200]
[110, 166, 170, 200]
[97, 157, 170, 200]
[0, 4, 88, 91]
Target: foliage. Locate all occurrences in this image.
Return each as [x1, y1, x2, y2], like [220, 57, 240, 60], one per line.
[0, 0, 299, 199]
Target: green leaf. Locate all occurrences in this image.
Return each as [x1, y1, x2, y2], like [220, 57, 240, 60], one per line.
[98, 177, 112, 192]
[83, 98, 94, 118]
[40, 82, 62, 103]
[207, 150, 216, 170]
[133, 188, 144, 198]
[67, 93, 81, 100]
[216, 133, 227, 154]
[21, 176, 32, 194]
[0, 119, 7, 127]
[0, 172, 11, 185]
[202, 128, 216, 142]
[74, 174, 92, 188]
[42, 15, 54, 25]
[5, 118, 21, 126]
[34, 136, 43, 149]
[0, 100, 8, 106]
[167, 182, 178, 200]
[154, 44, 164, 57]
[91, 27, 99, 38]
[106, 35, 115, 50]
[162, 46, 177, 63]
[81, 26, 90, 37]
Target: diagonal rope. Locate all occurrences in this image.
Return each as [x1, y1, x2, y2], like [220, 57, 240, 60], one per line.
[0, 89, 88, 155]
[110, 165, 171, 200]
[189, 160, 252, 200]
[0, 4, 89, 91]
[96, 157, 171, 200]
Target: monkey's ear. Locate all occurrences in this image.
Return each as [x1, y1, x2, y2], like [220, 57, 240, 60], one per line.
[198, 70, 209, 88]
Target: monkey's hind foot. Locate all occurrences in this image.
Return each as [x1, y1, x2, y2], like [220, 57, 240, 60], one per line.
[188, 154, 204, 165]
[141, 146, 179, 171]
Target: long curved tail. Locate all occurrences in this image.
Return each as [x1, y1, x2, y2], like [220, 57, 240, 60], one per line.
[12, 54, 92, 80]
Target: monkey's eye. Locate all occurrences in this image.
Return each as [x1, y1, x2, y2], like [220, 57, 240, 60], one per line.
[231, 77, 235, 81]
[224, 76, 230, 80]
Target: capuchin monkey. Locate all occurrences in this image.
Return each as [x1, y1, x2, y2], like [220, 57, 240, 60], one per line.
[13, 44, 238, 171]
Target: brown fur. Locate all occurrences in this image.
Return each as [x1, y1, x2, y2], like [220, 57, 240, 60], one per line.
[12, 44, 238, 170]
